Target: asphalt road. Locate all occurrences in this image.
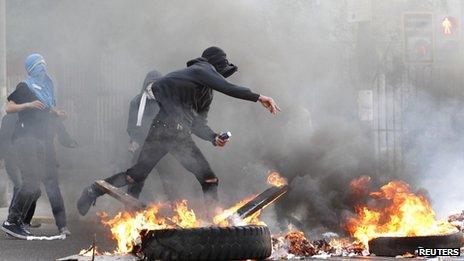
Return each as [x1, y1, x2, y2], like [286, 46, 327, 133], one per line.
[0, 207, 117, 261]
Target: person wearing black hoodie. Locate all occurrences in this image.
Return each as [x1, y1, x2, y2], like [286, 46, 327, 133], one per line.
[126, 71, 162, 158]
[126, 70, 176, 200]
[77, 47, 280, 216]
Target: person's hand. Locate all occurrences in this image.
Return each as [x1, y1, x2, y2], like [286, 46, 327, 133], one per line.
[128, 141, 140, 153]
[55, 109, 68, 119]
[26, 100, 45, 110]
[258, 95, 281, 115]
[214, 135, 229, 147]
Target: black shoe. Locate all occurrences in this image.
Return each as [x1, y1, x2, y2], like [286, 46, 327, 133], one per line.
[1, 221, 33, 239]
[77, 185, 98, 216]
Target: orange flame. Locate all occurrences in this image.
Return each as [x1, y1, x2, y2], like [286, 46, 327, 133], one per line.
[96, 173, 284, 254]
[346, 178, 458, 248]
[267, 171, 287, 187]
[284, 226, 316, 256]
[171, 199, 200, 228]
[99, 201, 200, 253]
[99, 196, 267, 254]
[213, 195, 265, 227]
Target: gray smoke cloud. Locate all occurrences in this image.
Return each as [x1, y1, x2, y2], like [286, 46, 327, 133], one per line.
[3, 0, 463, 235]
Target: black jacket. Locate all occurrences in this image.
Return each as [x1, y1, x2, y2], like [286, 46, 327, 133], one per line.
[0, 112, 75, 160]
[0, 114, 18, 159]
[152, 58, 260, 142]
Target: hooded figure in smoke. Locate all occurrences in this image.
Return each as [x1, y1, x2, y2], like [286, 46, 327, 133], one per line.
[127, 70, 163, 157]
[126, 70, 177, 200]
[77, 47, 280, 216]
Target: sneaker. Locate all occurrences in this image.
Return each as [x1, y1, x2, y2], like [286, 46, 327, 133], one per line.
[77, 185, 98, 216]
[1, 221, 33, 240]
[59, 226, 71, 236]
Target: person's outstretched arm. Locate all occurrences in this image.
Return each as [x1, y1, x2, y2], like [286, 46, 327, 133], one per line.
[196, 67, 280, 114]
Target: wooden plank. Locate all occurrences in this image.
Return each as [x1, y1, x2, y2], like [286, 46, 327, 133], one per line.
[95, 180, 146, 210]
[94, 180, 180, 228]
[235, 185, 289, 220]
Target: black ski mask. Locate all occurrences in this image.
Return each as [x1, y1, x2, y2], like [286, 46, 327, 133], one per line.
[201, 47, 238, 78]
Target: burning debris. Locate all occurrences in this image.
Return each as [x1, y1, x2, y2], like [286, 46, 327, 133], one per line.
[270, 227, 366, 259]
[449, 210, 464, 232]
[284, 230, 317, 256]
[83, 172, 288, 256]
[346, 176, 459, 248]
[97, 200, 203, 253]
[97, 196, 273, 254]
[78, 174, 463, 259]
[267, 170, 288, 187]
[271, 176, 463, 259]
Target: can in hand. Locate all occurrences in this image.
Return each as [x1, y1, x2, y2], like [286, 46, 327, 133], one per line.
[214, 131, 232, 146]
[218, 131, 232, 141]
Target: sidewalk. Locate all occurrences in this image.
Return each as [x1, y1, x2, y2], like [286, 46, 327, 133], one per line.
[0, 205, 115, 261]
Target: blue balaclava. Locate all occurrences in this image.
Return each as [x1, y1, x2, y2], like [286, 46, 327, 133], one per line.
[24, 53, 55, 108]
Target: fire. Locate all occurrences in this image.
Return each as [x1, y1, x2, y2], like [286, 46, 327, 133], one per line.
[98, 202, 199, 253]
[285, 228, 316, 256]
[171, 199, 200, 228]
[100, 196, 267, 254]
[349, 175, 371, 197]
[267, 171, 287, 187]
[95, 173, 286, 254]
[346, 177, 458, 247]
[213, 195, 264, 227]
[271, 225, 367, 259]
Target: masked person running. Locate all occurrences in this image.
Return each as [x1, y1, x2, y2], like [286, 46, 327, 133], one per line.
[77, 47, 280, 216]
[1, 54, 70, 239]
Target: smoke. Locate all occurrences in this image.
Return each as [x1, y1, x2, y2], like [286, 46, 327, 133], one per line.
[402, 90, 464, 219]
[3, 0, 463, 234]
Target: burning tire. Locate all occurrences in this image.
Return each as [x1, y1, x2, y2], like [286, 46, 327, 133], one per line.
[140, 225, 272, 260]
[368, 232, 464, 257]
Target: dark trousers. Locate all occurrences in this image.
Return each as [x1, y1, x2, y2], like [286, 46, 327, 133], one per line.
[99, 125, 218, 201]
[3, 144, 35, 224]
[126, 146, 177, 200]
[7, 137, 67, 228]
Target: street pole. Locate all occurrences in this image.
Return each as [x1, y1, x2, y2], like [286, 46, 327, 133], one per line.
[0, 0, 8, 207]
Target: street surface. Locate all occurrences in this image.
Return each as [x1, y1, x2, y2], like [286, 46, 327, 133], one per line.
[0, 205, 115, 261]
